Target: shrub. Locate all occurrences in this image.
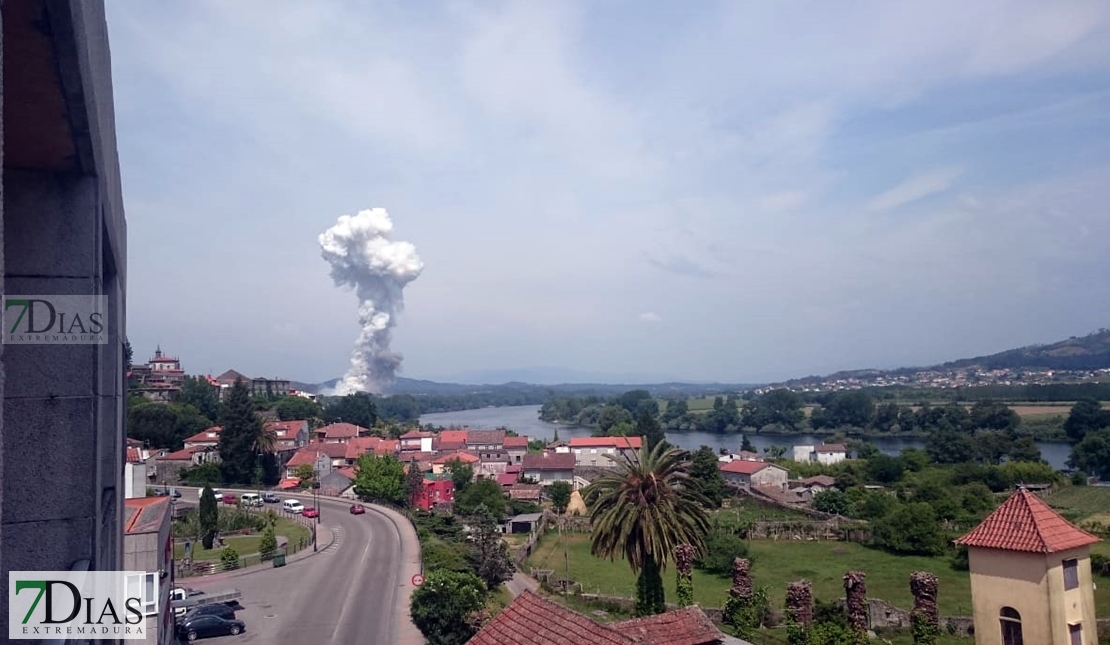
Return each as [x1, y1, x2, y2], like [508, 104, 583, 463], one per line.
[694, 528, 750, 575]
[219, 547, 240, 571]
[259, 526, 278, 561]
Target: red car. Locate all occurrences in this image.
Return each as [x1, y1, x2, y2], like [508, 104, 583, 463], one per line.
[302, 507, 319, 518]
[349, 504, 366, 515]
[221, 494, 237, 505]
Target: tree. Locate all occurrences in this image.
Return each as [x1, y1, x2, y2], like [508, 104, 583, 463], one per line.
[218, 379, 266, 484]
[123, 338, 133, 369]
[740, 434, 755, 453]
[1065, 398, 1110, 442]
[1009, 436, 1042, 463]
[353, 453, 406, 505]
[598, 405, 634, 434]
[871, 503, 946, 556]
[637, 409, 667, 452]
[199, 486, 218, 550]
[583, 443, 711, 616]
[176, 376, 220, 422]
[865, 454, 905, 484]
[467, 504, 514, 589]
[445, 459, 474, 494]
[689, 446, 726, 508]
[813, 489, 850, 516]
[322, 392, 378, 429]
[616, 390, 654, 414]
[276, 396, 322, 422]
[405, 459, 425, 507]
[662, 399, 688, 423]
[259, 524, 278, 561]
[812, 391, 875, 429]
[409, 568, 487, 645]
[454, 478, 506, 518]
[969, 399, 1020, 433]
[1070, 429, 1110, 478]
[743, 389, 805, 430]
[547, 480, 572, 514]
[127, 403, 187, 449]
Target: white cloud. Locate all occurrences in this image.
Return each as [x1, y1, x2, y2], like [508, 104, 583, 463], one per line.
[639, 312, 662, 324]
[759, 191, 808, 213]
[867, 167, 964, 212]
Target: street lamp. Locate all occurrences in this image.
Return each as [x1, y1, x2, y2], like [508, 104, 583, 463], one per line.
[312, 469, 319, 552]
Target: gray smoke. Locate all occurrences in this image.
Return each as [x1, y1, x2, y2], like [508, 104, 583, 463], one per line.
[319, 208, 424, 394]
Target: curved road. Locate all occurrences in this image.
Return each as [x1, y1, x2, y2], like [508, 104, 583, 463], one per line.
[176, 489, 423, 645]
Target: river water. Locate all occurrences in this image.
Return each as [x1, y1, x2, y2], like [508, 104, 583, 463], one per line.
[419, 404, 1074, 470]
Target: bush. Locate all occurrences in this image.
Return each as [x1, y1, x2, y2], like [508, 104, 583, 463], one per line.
[259, 526, 278, 561]
[219, 547, 240, 571]
[871, 503, 947, 556]
[950, 545, 969, 571]
[695, 527, 750, 575]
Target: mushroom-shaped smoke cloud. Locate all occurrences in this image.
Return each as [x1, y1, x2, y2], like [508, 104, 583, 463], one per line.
[319, 208, 423, 395]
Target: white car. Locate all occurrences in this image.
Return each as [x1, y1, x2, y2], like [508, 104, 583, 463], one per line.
[200, 488, 224, 501]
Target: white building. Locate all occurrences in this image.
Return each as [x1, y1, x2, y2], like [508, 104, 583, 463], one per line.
[814, 444, 848, 465]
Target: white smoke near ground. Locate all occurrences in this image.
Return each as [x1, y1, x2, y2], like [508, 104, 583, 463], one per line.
[319, 208, 424, 395]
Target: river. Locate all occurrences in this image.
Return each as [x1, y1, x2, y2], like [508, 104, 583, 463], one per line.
[419, 404, 1074, 471]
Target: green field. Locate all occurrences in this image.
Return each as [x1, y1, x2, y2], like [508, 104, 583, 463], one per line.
[526, 527, 1110, 618]
[174, 517, 310, 560]
[1046, 486, 1110, 534]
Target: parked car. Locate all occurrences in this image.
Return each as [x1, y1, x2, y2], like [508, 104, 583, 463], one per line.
[222, 494, 238, 505]
[262, 492, 280, 503]
[177, 615, 245, 641]
[180, 603, 236, 624]
[302, 507, 319, 518]
[349, 504, 366, 515]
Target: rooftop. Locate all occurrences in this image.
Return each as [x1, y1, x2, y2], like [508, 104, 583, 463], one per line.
[523, 452, 577, 471]
[316, 422, 366, 439]
[955, 487, 1101, 554]
[815, 444, 847, 453]
[720, 460, 777, 475]
[124, 497, 171, 535]
[568, 436, 643, 449]
[467, 429, 507, 445]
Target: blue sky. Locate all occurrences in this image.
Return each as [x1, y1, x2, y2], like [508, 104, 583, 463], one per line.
[108, 0, 1110, 385]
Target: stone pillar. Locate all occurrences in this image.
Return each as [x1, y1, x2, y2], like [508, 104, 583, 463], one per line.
[910, 571, 939, 645]
[786, 580, 814, 629]
[675, 543, 696, 607]
[843, 570, 868, 633]
[729, 557, 753, 600]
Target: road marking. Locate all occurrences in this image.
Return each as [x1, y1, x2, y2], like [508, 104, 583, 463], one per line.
[322, 526, 343, 554]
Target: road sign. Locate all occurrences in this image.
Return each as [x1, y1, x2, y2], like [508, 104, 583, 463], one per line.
[411, 574, 425, 587]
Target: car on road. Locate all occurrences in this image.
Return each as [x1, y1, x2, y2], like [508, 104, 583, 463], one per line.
[262, 492, 280, 503]
[349, 504, 366, 515]
[179, 603, 236, 624]
[177, 615, 246, 641]
[222, 494, 238, 505]
[302, 507, 319, 518]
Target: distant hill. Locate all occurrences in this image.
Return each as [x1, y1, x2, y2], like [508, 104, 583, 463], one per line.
[289, 376, 750, 398]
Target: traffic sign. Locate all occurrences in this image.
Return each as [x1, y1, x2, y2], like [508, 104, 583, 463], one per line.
[411, 573, 425, 587]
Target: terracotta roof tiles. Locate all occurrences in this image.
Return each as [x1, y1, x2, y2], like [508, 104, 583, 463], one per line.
[568, 436, 643, 449]
[955, 488, 1100, 554]
[612, 606, 722, 645]
[523, 452, 577, 471]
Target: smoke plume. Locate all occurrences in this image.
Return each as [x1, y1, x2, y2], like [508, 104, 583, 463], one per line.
[319, 208, 423, 395]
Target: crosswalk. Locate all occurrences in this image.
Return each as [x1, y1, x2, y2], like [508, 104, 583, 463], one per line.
[321, 525, 343, 555]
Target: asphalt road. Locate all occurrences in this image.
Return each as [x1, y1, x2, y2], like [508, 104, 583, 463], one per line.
[174, 488, 423, 645]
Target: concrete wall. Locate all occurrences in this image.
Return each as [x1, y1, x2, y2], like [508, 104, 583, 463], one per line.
[968, 545, 1098, 645]
[123, 511, 173, 645]
[126, 462, 148, 498]
[751, 465, 789, 490]
[1, 1, 127, 641]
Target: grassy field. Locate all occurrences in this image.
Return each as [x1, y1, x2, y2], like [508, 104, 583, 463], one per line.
[526, 527, 1110, 618]
[1046, 486, 1110, 533]
[681, 397, 1084, 419]
[174, 517, 310, 560]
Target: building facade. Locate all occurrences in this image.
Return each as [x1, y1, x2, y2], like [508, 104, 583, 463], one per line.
[568, 436, 642, 467]
[123, 498, 174, 645]
[1, 1, 129, 640]
[522, 452, 576, 484]
[720, 461, 789, 492]
[956, 488, 1100, 645]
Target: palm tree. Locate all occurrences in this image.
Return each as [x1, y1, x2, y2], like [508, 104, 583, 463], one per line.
[583, 442, 711, 615]
[251, 426, 278, 488]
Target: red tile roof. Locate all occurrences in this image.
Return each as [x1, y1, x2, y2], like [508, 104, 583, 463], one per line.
[816, 444, 847, 453]
[124, 497, 171, 535]
[400, 430, 435, 440]
[466, 429, 507, 445]
[345, 436, 382, 460]
[266, 420, 307, 436]
[523, 452, 577, 471]
[503, 436, 529, 448]
[720, 460, 776, 475]
[469, 591, 722, 645]
[158, 447, 202, 461]
[469, 591, 634, 645]
[125, 447, 144, 464]
[183, 426, 222, 444]
[569, 436, 643, 449]
[377, 439, 399, 455]
[496, 473, 519, 486]
[432, 451, 480, 465]
[286, 444, 347, 468]
[316, 422, 365, 439]
[955, 488, 1101, 554]
[437, 429, 468, 444]
[611, 606, 722, 645]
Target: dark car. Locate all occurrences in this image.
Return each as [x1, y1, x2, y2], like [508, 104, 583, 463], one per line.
[349, 504, 366, 515]
[179, 603, 236, 624]
[262, 492, 280, 503]
[177, 615, 245, 641]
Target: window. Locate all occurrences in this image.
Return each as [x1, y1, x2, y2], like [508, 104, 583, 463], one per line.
[1000, 607, 1023, 645]
[124, 572, 159, 618]
[1070, 623, 1082, 645]
[1064, 558, 1080, 590]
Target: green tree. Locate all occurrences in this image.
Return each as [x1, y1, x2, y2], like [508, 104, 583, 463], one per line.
[743, 388, 805, 430]
[259, 524, 278, 561]
[1070, 429, 1110, 478]
[812, 391, 875, 429]
[813, 489, 850, 515]
[689, 446, 726, 508]
[1065, 398, 1110, 442]
[969, 399, 1020, 433]
[865, 454, 905, 484]
[353, 453, 406, 505]
[445, 458, 474, 493]
[871, 503, 946, 556]
[124, 339, 133, 369]
[323, 392, 378, 429]
[275, 396, 323, 421]
[693, 525, 749, 575]
[1009, 436, 1043, 463]
[218, 379, 266, 484]
[176, 376, 220, 422]
[584, 443, 711, 616]
[410, 569, 487, 645]
[637, 408, 667, 452]
[740, 434, 756, 453]
[547, 480, 572, 514]
[405, 459, 425, 507]
[467, 504, 514, 590]
[616, 390, 654, 414]
[199, 486, 218, 550]
[454, 478, 506, 518]
[127, 403, 188, 449]
[598, 405, 634, 434]
[661, 399, 688, 423]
